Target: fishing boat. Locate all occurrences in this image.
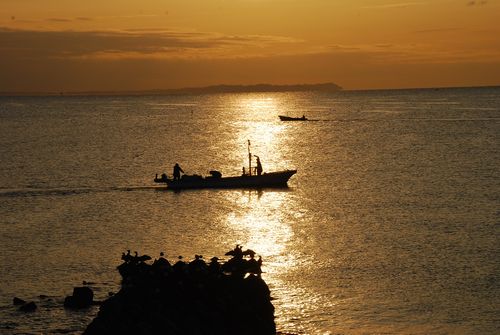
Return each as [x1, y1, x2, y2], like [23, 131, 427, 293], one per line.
[278, 115, 308, 121]
[154, 141, 297, 190]
[154, 170, 296, 190]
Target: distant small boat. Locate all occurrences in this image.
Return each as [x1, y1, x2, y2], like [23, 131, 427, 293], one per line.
[278, 115, 308, 121]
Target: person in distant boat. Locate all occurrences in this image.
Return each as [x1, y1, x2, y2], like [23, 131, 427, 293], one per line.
[173, 163, 184, 181]
[255, 156, 263, 176]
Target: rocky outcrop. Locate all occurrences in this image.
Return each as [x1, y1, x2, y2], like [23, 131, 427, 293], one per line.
[13, 297, 26, 305]
[64, 286, 94, 309]
[84, 247, 276, 335]
[18, 301, 37, 312]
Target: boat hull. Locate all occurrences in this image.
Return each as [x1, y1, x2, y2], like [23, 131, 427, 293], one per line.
[278, 115, 307, 121]
[155, 170, 297, 190]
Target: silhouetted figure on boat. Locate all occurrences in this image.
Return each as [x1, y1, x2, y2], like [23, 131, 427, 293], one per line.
[173, 163, 184, 181]
[255, 156, 263, 176]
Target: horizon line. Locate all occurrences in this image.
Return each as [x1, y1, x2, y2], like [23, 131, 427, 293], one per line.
[1, 83, 499, 97]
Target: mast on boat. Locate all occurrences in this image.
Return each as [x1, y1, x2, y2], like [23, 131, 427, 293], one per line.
[247, 140, 252, 176]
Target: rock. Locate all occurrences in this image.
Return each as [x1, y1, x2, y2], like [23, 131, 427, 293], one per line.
[64, 286, 94, 309]
[84, 250, 276, 335]
[13, 297, 26, 305]
[19, 301, 37, 312]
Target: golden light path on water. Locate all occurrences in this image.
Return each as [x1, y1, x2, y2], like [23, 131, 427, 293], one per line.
[221, 189, 338, 334]
[224, 93, 292, 263]
[225, 194, 290, 255]
[226, 94, 292, 172]
[215, 94, 339, 334]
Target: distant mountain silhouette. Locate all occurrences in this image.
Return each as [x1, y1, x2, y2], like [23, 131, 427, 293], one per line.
[159, 83, 342, 95]
[0, 83, 342, 96]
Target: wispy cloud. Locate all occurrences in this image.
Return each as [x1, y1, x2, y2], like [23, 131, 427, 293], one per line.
[46, 18, 73, 23]
[0, 27, 303, 60]
[361, 1, 426, 9]
[0, 25, 498, 68]
[467, 0, 488, 6]
[412, 28, 462, 34]
[1, 14, 161, 27]
[319, 41, 500, 65]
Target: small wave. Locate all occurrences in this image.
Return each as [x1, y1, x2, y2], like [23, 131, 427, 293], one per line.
[145, 102, 198, 107]
[0, 186, 164, 198]
[398, 118, 500, 122]
[453, 107, 499, 111]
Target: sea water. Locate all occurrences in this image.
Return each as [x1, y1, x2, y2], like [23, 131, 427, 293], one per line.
[0, 87, 499, 334]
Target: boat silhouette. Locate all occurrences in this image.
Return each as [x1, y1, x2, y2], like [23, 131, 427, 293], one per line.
[154, 170, 296, 190]
[154, 141, 297, 190]
[278, 115, 308, 121]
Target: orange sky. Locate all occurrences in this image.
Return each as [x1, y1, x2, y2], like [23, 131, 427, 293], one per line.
[1, 0, 499, 92]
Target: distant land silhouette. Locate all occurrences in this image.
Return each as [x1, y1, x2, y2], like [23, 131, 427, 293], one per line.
[0, 83, 342, 96]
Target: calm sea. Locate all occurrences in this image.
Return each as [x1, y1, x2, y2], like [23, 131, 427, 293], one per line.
[0, 87, 499, 334]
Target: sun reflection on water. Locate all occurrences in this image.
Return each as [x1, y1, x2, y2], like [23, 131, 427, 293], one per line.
[224, 190, 292, 258]
[222, 93, 301, 274]
[221, 190, 331, 334]
[219, 94, 317, 333]
[238, 95, 279, 119]
[225, 94, 293, 173]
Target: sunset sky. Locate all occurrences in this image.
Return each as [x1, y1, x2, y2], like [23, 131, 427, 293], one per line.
[1, 0, 499, 92]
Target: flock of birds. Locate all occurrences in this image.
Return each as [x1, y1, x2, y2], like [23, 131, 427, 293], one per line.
[120, 244, 263, 277]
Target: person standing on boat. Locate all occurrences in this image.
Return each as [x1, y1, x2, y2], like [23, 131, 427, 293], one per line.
[173, 163, 184, 181]
[255, 156, 263, 176]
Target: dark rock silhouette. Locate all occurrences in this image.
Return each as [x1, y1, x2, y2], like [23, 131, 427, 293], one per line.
[13, 297, 26, 305]
[84, 248, 275, 335]
[64, 286, 94, 309]
[19, 301, 37, 312]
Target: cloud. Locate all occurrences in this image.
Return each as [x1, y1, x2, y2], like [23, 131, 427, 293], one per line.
[412, 28, 461, 34]
[467, 0, 488, 5]
[319, 41, 500, 66]
[1, 34, 499, 92]
[46, 18, 73, 23]
[1, 25, 499, 90]
[0, 27, 302, 60]
[361, 2, 426, 9]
